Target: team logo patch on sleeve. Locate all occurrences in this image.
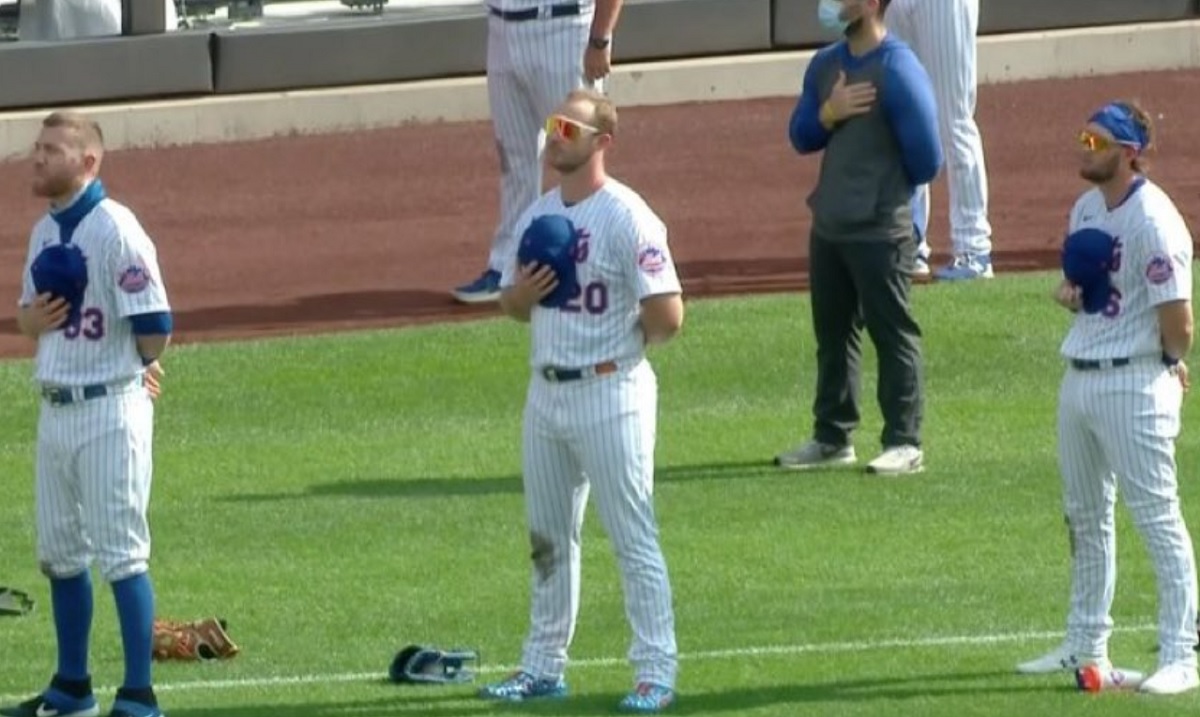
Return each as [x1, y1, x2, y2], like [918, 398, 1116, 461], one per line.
[118, 262, 151, 293]
[637, 245, 667, 276]
[1145, 253, 1174, 285]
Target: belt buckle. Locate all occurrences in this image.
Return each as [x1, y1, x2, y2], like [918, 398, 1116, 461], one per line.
[538, 4, 550, 19]
[542, 367, 558, 382]
[44, 387, 71, 405]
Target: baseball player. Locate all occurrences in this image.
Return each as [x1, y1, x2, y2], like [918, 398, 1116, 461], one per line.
[1016, 100, 1199, 695]
[1, 111, 173, 717]
[451, 0, 626, 304]
[885, 0, 993, 279]
[476, 89, 682, 714]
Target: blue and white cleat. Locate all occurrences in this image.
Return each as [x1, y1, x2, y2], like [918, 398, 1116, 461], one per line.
[451, 269, 502, 304]
[618, 682, 676, 713]
[477, 671, 567, 702]
[0, 691, 100, 717]
[934, 253, 994, 281]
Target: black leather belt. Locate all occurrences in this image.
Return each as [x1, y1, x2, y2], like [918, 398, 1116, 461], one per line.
[1069, 357, 1131, 371]
[488, 3, 581, 21]
[541, 360, 618, 382]
[42, 384, 114, 406]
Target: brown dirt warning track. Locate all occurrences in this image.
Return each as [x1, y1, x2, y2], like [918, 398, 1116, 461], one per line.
[0, 69, 1198, 357]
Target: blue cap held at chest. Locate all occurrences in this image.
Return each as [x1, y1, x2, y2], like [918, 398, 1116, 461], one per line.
[1089, 102, 1148, 153]
[516, 214, 582, 309]
[1062, 227, 1118, 314]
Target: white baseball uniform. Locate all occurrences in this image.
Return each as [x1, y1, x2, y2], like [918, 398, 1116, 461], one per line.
[19, 183, 170, 583]
[485, 0, 599, 273]
[1056, 177, 1198, 667]
[499, 178, 680, 688]
[886, 0, 991, 258]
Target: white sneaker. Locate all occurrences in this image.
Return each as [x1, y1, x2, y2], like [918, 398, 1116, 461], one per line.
[774, 440, 856, 470]
[865, 445, 923, 475]
[1016, 644, 1108, 675]
[912, 256, 930, 277]
[1138, 661, 1200, 695]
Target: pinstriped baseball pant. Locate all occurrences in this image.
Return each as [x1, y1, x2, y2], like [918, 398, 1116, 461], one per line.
[517, 360, 679, 688]
[36, 389, 155, 583]
[1057, 360, 1198, 666]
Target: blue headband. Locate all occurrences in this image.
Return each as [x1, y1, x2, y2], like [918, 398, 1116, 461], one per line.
[1089, 102, 1148, 152]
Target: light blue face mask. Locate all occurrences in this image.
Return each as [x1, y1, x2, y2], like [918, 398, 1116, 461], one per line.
[817, 0, 851, 33]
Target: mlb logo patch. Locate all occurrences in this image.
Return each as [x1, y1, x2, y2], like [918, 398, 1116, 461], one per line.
[638, 245, 667, 276]
[1145, 254, 1174, 285]
[118, 264, 151, 293]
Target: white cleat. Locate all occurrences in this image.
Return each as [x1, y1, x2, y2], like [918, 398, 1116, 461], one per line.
[865, 445, 923, 475]
[1138, 661, 1200, 695]
[774, 440, 856, 470]
[1016, 645, 1108, 675]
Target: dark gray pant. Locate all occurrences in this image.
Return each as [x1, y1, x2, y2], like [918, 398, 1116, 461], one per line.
[808, 231, 924, 449]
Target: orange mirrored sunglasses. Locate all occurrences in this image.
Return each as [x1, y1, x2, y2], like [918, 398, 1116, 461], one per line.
[546, 115, 599, 141]
[1078, 130, 1118, 152]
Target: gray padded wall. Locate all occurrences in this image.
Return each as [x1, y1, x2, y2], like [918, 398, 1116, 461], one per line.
[774, 0, 1197, 48]
[211, 11, 487, 94]
[979, 0, 1195, 33]
[0, 30, 212, 110]
[613, 0, 772, 62]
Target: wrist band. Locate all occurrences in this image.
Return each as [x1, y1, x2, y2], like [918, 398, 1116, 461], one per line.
[1163, 352, 1181, 367]
[820, 102, 836, 126]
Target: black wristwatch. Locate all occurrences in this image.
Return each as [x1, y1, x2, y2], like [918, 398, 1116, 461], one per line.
[1163, 351, 1182, 367]
[589, 35, 611, 50]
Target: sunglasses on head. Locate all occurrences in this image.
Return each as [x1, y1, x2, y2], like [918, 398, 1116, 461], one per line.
[546, 115, 599, 141]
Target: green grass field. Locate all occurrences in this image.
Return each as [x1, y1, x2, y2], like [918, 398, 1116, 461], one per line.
[2, 270, 1199, 716]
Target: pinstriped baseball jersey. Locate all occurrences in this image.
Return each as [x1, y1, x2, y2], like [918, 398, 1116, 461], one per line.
[496, 177, 681, 691]
[1053, 174, 1199, 669]
[1060, 178, 1193, 361]
[17, 180, 169, 582]
[20, 196, 170, 387]
[501, 178, 682, 369]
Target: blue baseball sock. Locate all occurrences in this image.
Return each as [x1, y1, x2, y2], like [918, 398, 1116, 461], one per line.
[50, 571, 94, 682]
[112, 572, 155, 691]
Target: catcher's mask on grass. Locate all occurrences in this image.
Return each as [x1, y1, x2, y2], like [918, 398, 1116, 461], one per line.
[517, 214, 582, 309]
[389, 645, 478, 685]
[1062, 227, 1119, 314]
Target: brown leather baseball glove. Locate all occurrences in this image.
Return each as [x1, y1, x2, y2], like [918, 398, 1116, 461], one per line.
[152, 617, 241, 662]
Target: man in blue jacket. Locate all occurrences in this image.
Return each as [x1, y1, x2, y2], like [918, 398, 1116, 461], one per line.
[776, 0, 942, 476]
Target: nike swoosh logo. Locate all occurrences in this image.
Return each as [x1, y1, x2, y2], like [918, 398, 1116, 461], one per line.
[36, 706, 60, 717]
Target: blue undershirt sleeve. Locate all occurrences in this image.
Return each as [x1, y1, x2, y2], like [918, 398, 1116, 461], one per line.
[880, 47, 943, 186]
[129, 311, 173, 336]
[788, 51, 832, 154]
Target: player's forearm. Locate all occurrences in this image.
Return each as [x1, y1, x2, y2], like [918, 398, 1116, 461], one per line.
[1157, 300, 1193, 363]
[499, 290, 534, 323]
[590, 0, 623, 39]
[639, 295, 684, 345]
[135, 334, 171, 364]
[16, 305, 41, 339]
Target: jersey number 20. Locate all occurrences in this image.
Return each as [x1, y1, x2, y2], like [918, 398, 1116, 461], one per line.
[561, 281, 609, 315]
